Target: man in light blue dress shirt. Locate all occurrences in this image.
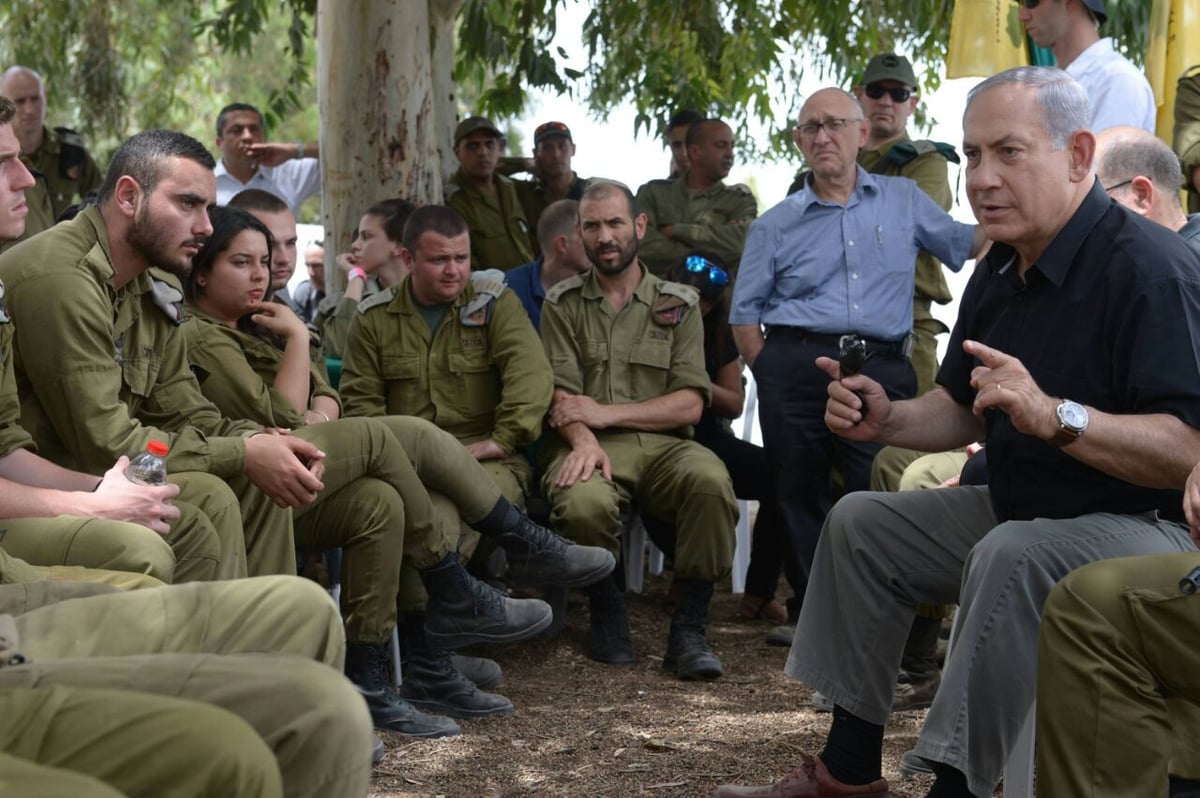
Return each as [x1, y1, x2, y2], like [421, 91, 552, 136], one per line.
[730, 87, 985, 617]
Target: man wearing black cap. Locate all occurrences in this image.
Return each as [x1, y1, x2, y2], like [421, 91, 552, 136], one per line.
[445, 116, 535, 271]
[500, 121, 588, 247]
[1019, 0, 1154, 132]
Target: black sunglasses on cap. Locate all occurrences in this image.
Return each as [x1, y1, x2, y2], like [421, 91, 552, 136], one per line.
[864, 85, 914, 103]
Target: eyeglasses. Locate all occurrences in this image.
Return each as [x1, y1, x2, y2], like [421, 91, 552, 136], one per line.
[864, 85, 914, 103]
[796, 118, 860, 139]
[1103, 178, 1133, 193]
[685, 255, 729, 288]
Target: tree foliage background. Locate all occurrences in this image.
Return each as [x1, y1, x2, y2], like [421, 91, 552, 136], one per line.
[0, 0, 1153, 165]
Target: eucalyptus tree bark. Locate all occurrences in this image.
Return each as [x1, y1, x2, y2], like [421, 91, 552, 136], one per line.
[316, 0, 441, 292]
[430, 0, 466, 184]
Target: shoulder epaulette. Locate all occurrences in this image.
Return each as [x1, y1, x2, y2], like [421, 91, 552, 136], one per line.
[728, 182, 754, 195]
[651, 281, 699, 326]
[883, 140, 960, 168]
[461, 269, 507, 327]
[148, 269, 185, 325]
[356, 286, 396, 314]
[544, 272, 587, 304]
[53, 126, 87, 149]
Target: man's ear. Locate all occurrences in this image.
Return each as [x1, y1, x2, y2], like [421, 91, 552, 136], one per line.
[1068, 129, 1096, 182]
[111, 175, 142, 219]
[1126, 175, 1156, 214]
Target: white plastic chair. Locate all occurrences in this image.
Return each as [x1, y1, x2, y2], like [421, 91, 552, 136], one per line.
[730, 377, 759, 594]
[620, 509, 664, 594]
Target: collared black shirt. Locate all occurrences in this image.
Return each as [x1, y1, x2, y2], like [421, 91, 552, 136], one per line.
[939, 181, 1200, 523]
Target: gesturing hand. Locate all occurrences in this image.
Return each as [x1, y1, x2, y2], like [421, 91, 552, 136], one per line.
[965, 340, 1057, 440]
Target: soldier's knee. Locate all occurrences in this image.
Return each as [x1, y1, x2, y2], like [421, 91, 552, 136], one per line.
[171, 703, 283, 798]
[80, 520, 176, 582]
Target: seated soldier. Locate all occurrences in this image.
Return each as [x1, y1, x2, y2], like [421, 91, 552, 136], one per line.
[182, 206, 614, 724]
[339, 205, 556, 567]
[317, 197, 414, 359]
[539, 180, 738, 679]
[0, 553, 375, 798]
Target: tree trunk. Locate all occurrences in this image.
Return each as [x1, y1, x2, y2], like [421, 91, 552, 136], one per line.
[317, 0, 442, 291]
[429, 0, 465, 185]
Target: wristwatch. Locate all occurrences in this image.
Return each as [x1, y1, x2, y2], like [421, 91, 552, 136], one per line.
[1051, 399, 1088, 446]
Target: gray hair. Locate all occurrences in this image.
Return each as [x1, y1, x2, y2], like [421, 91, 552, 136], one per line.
[965, 67, 1090, 149]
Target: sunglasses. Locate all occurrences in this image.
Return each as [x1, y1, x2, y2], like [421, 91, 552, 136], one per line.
[864, 85, 914, 103]
[685, 255, 730, 288]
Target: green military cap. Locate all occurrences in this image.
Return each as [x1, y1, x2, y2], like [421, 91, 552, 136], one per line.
[862, 53, 917, 88]
[455, 116, 503, 146]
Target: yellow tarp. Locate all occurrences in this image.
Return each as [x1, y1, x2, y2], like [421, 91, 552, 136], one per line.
[946, 0, 1030, 79]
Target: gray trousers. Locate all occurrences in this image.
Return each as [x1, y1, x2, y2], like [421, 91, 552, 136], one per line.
[784, 485, 1197, 797]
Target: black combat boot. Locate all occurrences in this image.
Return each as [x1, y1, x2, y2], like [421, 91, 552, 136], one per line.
[398, 615, 514, 720]
[419, 552, 552, 649]
[473, 499, 615, 588]
[585, 573, 635, 665]
[663, 579, 723, 680]
[450, 654, 503, 690]
[893, 614, 942, 711]
[344, 641, 460, 738]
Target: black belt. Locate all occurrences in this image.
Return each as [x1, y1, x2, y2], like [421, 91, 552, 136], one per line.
[767, 326, 910, 357]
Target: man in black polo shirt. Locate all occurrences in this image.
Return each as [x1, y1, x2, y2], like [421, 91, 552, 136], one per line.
[713, 68, 1200, 798]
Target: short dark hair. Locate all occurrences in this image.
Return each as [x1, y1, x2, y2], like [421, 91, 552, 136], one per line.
[184, 205, 274, 305]
[216, 103, 263, 139]
[685, 118, 728, 149]
[666, 109, 702, 133]
[401, 205, 469, 254]
[0, 96, 13, 126]
[363, 198, 417, 244]
[228, 188, 289, 214]
[579, 179, 639, 219]
[96, 129, 216, 205]
[536, 199, 580, 250]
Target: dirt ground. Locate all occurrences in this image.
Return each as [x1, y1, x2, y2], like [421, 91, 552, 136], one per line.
[368, 573, 966, 798]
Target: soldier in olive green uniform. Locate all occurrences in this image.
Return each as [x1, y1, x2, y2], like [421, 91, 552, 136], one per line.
[2, 67, 103, 241]
[1175, 64, 1200, 215]
[635, 119, 757, 277]
[182, 204, 610, 726]
[0, 201, 292, 580]
[0, 561, 375, 798]
[497, 121, 588, 256]
[540, 180, 736, 680]
[445, 116, 535, 270]
[341, 266, 552, 511]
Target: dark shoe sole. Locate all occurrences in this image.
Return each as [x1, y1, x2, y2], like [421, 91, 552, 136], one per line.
[371, 713, 461, 738]
[426, 602, 553, 649]
[510, 551, 617, 589]
[662, 656, 724, 681]
[589, 649, 636, 666]
[401, 692, 515, 720]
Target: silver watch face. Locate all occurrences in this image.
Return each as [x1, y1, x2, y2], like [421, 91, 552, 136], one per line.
[1058, 401, 1088, 431]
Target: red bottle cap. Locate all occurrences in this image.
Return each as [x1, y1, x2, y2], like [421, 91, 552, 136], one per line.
[146, 440, 169, 457]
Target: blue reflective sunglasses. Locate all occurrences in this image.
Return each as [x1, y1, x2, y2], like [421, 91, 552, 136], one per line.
[685, 255, 730, 288]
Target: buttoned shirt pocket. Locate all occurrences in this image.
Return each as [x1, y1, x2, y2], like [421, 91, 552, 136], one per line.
[873, 219, 918, 273]
[121, 346, 160, 403]
[381, 353, 425, 414]
[579, 339, 609, 397]
[627, 339, 672, 400]
[448, 349, 501, 418]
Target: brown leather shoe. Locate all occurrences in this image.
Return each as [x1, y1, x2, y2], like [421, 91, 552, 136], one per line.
[712, 754, 890, 797]
[738, 594, 789, 624]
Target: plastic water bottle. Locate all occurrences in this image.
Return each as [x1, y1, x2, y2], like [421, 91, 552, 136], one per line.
[125, 440, 169, 485]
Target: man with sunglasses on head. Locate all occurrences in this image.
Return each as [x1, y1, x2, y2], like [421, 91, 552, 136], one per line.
[1019, 0, 1154, 133]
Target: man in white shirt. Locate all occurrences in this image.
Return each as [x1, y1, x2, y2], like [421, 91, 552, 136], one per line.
[212, 102, 320, 216]
[1020, 0, 1155, 133]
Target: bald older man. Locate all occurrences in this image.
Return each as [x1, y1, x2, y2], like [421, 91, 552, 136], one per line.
[1095, 125, 1200, 246]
